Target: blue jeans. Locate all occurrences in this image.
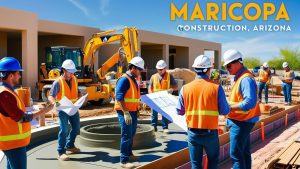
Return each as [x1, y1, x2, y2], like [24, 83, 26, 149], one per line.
[57, 111, 80, 155]
[151, 109, 169, 129]
[117, 110, 138, 163]
[227, 119, 255, 169]
[258, 82, 268, 103]
[282, 83, 292, 103]
[187, 128, 219, 169]
[3, 146, 27, 169]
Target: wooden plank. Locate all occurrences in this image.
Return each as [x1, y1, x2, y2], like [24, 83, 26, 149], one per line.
[278, 142, 300, 165]
[293, 151, 300, 166]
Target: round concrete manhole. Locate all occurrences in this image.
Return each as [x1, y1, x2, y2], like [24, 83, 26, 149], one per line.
[80, 123, 156, 149]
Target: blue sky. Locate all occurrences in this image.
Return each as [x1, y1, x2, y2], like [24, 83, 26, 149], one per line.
[0, 0, 299, 61]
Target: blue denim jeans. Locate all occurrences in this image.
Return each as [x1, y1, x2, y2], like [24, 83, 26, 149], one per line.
[3, 146, 27, 169]
[227, 119, 255, 169]
[258, 82, 268, 103]
[151, 109, 169, 129]
[282, 83, 292, 103]
[187, 128, 219, 169]
[57, 111, 80, 155]
[117, 110, 138, 163]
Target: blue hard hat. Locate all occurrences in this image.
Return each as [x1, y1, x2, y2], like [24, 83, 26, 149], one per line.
[0, 57, 23, 71]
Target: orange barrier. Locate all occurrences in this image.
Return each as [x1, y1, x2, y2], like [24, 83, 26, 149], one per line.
[261, 122, 265, 141]
[203, 156, 208, 169]
[16, 87, 31, 107]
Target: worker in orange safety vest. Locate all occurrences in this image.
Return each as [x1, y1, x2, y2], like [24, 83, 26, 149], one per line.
[176, 55, 230, 169]
[48, 59, 84, 161]
[0, 57, 54, 169]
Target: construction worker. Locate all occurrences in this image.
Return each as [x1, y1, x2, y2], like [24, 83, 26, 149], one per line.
[48, 59, 82, 161]
[223, 49, 261, 169]
[148, 60, 178, 133]
[177, 55, 230, 169]
[257, 62, 271, 104]
[281, 62, 295, 105]
[0, 57, 54, 169]
[114, 56, 145, 169]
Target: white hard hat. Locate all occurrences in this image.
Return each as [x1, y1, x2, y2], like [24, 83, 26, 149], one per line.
[282, 62, 289, 68]
[192, 55, 212, 68]
[129, 56, 144, 70]
[156, 60, 167, 69]
[263, 62, 269, 68]
[61, 59, 77, 73]
[223, 49, 243, 66]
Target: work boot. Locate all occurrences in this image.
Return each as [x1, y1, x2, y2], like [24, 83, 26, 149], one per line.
[284, 102, 288, 105]
[120, 162, 135, 169]
[58, 154, 70, 161]
[288, 102, 292, 106]
[163, 129, 169, 134]
[129, 155, 139, 162]
[66, 147, 81, 153]
[153, 126, 157, 132]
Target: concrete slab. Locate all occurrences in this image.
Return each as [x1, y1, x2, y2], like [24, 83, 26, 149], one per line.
[0, 123, 188, 169]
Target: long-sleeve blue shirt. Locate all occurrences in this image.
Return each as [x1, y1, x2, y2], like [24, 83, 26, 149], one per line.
[115, 71, 138, 101]
[229, 67, 259, 123]
[176, 75, 230, 116]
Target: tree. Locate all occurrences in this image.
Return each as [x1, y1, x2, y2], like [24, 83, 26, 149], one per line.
[243, 57, 261, 69]
[268, 48, 300, 70]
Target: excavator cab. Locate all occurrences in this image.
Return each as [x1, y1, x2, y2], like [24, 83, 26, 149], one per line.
[45, 46, 85, 78]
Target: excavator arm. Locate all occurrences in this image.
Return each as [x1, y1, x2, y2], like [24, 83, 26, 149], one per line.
[83, 27, 139, 80]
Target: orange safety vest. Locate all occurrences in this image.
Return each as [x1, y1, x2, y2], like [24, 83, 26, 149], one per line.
[114, 74, 140, 112]
[0, 86, 31, 150]
[284, 71, 294, 83]
[258, 69, 270, 83]
[56, 75, 78, 103]
[151, 72, 170, 92]
[227, 70, 261, 121]
[183, 79, 219, 129]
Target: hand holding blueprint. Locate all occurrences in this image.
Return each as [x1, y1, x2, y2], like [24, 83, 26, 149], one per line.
[56, 94, 88, 116]
[141, 91, 187, 131]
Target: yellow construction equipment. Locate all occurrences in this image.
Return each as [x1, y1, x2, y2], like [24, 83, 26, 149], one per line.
[37, 27, 139, 105]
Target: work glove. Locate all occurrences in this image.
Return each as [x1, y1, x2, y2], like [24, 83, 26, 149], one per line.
[167, 89, 174, 94]
[55, 101, 61, 107]
[123, 111, 132, 125]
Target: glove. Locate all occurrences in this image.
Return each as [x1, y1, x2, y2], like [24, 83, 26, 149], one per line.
[123, 111, 132, 125]
[167, 89, 174, 94]
[55, 101, 61, 107]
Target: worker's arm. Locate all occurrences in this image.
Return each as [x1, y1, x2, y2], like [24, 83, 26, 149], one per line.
[176, 88, 185, 116]
[48, 80, 60, 104]
[230, 77, 257, 111]
[218, 85, 230, 115]
[148, 76, 154, 94]
[0, 91, 53, 122]
[115, 77, 130, 111]
[169, 74, 178, 91]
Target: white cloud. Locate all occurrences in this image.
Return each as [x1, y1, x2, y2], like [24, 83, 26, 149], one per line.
[99, 0, 110, 16]
[67, 0, 89, 16]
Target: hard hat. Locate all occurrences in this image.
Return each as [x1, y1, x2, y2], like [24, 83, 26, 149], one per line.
[61, 59, 77, 73]
[223, 49, 243, 66]
[129, 56, 144, 70]
[192, 55, 212, 68]
[282, 62, 289, 68]
[0, 57, 23, 71]
[263, 62, 269, 68]
[156, 60, 167, 69]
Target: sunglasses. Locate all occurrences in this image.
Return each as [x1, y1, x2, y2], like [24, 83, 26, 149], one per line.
[157, 69, 164, 71]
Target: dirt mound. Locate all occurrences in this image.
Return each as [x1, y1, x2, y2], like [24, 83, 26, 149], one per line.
[168, 68, 196, 84]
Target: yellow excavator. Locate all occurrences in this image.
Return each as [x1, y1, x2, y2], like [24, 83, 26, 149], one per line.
[37, 27, 139, 104]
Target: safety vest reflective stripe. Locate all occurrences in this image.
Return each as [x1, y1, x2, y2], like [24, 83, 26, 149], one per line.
[125, 74, 139, 103]
[153, 72, 170, 92]
[259, 70, 269, 82]
[57, 75, 78, 102]
[0, 130, 31, 141]
[186, 110, 219, 116]
[124, 98, 139, 102]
